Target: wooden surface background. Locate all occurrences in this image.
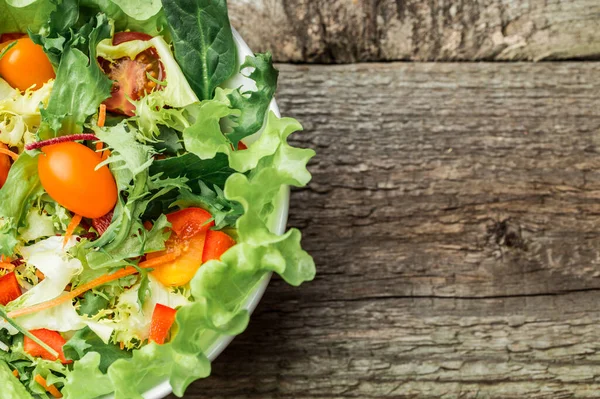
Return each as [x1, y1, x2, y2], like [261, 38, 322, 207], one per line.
[171, 1, 600, 398]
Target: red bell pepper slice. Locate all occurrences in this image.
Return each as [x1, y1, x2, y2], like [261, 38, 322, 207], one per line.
[24, 329, 71, 364]
[149, 304, 177, 344]
[0, 272, 21, 305]
[202, 230, 236, 263]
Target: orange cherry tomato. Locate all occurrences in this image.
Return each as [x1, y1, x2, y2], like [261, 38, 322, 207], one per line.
[150, 208, 215, 287]
[38, 142, 118, 218]
[0, 144, 11, 189]
[0, 37, 55, 91]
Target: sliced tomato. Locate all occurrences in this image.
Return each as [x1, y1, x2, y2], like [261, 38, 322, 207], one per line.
[92, 209, 114, 236]
[100, 31, 164, 116]
[0, 272, 21, 305]
[202, 230, 236, 263]
[150, 208, 215, 286]
[0, 144, 11, 189]
[149, 303, 177, 344]
[24, 329, 71, 364]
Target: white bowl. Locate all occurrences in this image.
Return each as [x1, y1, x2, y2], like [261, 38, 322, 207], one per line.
[139, 30, 286, 399]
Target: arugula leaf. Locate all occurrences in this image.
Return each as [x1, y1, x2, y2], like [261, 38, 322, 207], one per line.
[161, 0, 237, 100]
[226, 53, 279, 147]
[37, 12, 113, 138]
[64, 327, 132, 373]
[0, 153, 43, 257]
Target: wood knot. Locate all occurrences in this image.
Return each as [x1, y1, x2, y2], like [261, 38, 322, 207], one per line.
[487, 219, 527, 251]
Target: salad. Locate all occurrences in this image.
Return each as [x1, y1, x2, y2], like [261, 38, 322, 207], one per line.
[0, 0, 315, 398]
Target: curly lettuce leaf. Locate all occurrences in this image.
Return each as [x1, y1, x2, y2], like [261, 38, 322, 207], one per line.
[37, 12, 113, 138]
[225, 53, 278, 147]
[0, 359, 33, 398]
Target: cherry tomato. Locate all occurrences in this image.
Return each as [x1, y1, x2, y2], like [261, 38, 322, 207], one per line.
[100, 31, 164, 116]
[0, 37, 55, 91]
[38, 142, 118, 218]
[0, 144, 11, 189]
[150, 208, 215, 287]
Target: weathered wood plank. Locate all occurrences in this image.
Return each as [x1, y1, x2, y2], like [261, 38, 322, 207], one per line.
[229, 0, 600, 63]
[173, 62, 600, 398]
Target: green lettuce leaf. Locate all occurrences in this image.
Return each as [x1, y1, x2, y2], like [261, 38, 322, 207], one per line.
[225, 53, 278, 147]
[0, 359, 33, 398]
[0, 153, 42, 257]
[0, 0, 55, 34]
[64, 327, 132, 373]
[37, 12, 113, 137]
[161, 0, 237, 100]
[62, 352, 114, 398]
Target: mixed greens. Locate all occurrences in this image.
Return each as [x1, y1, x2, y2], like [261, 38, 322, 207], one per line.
[0, 0, 315, 397]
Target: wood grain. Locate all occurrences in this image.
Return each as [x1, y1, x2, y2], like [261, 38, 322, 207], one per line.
[228, 0, 600, 63]
[172, 62, 600, 398]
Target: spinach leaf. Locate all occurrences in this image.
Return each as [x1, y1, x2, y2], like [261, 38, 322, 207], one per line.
[64, 327, 132, 373]
[78, 291, 109, 317]
[150, 152, 234, 188]
[226, 53, 279, 147]
[161, 0, 237, 100]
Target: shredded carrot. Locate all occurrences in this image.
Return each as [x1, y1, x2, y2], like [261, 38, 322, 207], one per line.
[63, 214, 82, 248]
[8, 251, 180, 319]
[98, 104, 106, 128]
[119, 341, 125, 350]
[12, 369, 19, 378]
[34, 375, 62, 398]
[0, 262, 15, 271]
[0, 146, 18, 161]
[35, 269, 45, 282]
[1, 255, 11, 263]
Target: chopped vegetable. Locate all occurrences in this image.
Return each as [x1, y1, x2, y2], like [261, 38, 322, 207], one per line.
[0, 144, 10, 189]
[167, 207, 215, 239]
[0, 272, 21, 305]
[34, 374, 63, 398]
[97, 104, 106, 128]
[63, 214, 82, 247]
[24, 328, 71, 364]
[202, 230, 236, 263]
[0, 144, 18, 160]
[148, 303, 177, 344]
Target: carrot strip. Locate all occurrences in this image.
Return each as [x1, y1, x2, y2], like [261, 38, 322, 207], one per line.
[35, 269, 45, 282]
[1, 255, 11, 263]
[12, 369, 19, 378]
[0, 262, 14, 271]
[34, 375, 62, 398]
[0, 147, 18, 161]
[98, 104, 106, 128]
[63, 214, 82, 248]
[8, 252, 180, 319]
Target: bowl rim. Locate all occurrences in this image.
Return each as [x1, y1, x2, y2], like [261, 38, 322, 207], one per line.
[140, 29, 287, 399]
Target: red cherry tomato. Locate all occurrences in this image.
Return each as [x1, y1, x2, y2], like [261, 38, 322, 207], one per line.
[150, 208, 215, 287]
[100, 31, 164, 116]
[0, 37, 55, 91]
[38, 142, 118, 218]
[0, 144, 11, 189]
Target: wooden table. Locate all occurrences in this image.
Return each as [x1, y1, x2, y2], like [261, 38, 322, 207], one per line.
[172, 62, 600, 398]
[172, 1, 600, 397]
